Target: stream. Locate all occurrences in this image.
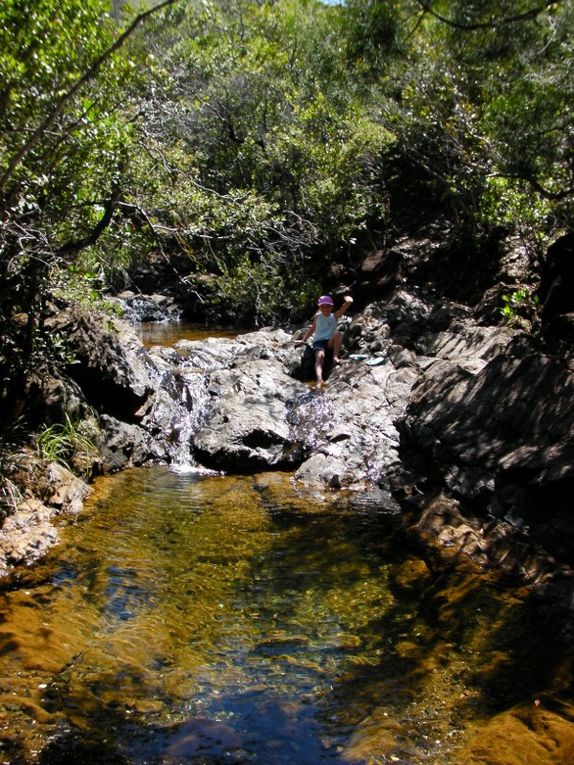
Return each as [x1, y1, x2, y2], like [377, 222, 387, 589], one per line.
[0, 324, 571, 765]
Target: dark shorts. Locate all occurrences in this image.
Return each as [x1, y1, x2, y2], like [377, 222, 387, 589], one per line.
[312, 338, 330, 352]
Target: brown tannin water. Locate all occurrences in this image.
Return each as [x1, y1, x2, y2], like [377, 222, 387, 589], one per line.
[1, 467, 571, 765]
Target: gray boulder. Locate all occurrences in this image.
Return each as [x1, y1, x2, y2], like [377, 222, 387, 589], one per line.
[46, 305, 158, 420]
[401, 332, 574, 561]
[192, 358, 305, 470]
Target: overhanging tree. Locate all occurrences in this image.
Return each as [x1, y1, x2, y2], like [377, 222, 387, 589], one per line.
[0, 0, 180, 425]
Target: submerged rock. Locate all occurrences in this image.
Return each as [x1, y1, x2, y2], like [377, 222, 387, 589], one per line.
[453, 700, 574, 765]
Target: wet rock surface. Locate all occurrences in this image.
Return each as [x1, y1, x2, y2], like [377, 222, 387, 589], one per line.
[3, 286, 574, 595]
[454, 700, 574, 765]
[138, 320, 421, 502]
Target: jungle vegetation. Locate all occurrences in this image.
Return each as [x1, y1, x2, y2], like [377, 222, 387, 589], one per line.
[0, 0, 573, 427]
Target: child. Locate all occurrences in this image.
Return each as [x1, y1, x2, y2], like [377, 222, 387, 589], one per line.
[298, 294, 353, 386]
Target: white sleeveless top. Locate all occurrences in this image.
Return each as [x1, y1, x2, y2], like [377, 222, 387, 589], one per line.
[314, 312, 337, 341]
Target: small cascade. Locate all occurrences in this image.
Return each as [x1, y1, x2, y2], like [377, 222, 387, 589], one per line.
[136, 322, 342, 476]
[164, 371, 214, 474]
[286, 389, 335, 460]
[115, 292, 182, 323]
[141, 343, 219, 474]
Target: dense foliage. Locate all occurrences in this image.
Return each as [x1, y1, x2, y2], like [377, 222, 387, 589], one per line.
[1, 0, 573, 427]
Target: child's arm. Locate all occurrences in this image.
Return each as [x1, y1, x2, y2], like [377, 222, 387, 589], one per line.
[295, 314, 317, 344]
[335, 295, 353, 319]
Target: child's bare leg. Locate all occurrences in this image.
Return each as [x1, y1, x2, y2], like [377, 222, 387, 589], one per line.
[329, 331, 343, 363]
[315, 349, 325, 383]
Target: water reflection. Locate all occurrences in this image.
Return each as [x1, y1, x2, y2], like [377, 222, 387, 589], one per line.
[136, 322, 241, 348]
[0, 469, 570, 764]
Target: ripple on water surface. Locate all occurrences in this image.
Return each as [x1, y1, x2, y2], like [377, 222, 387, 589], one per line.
[0, 467, 571, 765]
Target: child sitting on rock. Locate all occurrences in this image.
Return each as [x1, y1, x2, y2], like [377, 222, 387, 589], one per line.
[297, 294, 353, 386]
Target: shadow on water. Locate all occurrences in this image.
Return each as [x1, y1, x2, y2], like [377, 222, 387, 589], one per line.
[35, 698, 356, 765]
[0, 468, 573, 765]
[250, 480, 574, 759]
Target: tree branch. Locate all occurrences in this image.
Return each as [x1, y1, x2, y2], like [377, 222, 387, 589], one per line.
[496, 173, 574, 200]
[55, 173, 124, 257]
[0, 0, 181, 194]
[415, 0, 561, 30]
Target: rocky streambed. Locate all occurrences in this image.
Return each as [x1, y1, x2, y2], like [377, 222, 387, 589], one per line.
[3, 287, 574, 590]
[2, 284, 574, 762]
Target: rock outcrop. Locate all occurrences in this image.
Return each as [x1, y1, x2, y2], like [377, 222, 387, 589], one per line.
[2, 283, 574, 589]
[0, 452, 89, 577]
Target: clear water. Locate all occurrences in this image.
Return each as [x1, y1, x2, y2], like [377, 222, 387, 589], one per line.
[136, 323, 241, 348]
[0, 468, 567, 765]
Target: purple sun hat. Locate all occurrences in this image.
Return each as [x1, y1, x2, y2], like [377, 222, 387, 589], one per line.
[317, 295, 334, 306]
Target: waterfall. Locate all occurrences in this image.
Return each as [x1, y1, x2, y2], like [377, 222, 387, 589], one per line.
[142, 343, 222, 474]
